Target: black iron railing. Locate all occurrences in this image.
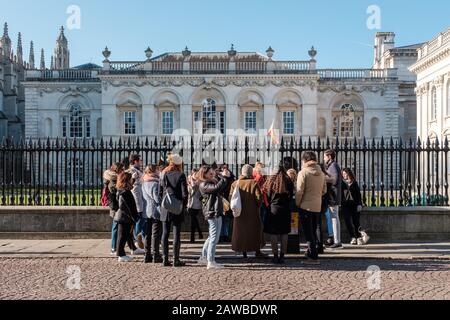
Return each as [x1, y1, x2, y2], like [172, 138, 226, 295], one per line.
[0, 136, 448, 207]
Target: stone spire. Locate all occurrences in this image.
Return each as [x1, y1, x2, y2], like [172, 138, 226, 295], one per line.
[40, 48, 45, 69]
[17, 32, 23, 64]
[50, 55, 54, 69]
[53, 26, 70, 69]
[1, 22, 12, 58]
[29, 41, 35, 69]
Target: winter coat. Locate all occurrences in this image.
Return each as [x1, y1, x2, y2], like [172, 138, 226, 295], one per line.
[199, 176, 229, 220]
[324, 160, 342, 206]
[342, 180, 362, 210]
[296, 161, 327, 213]
[103, 169, 118, 217]
[160, 171, 188, 223]
[114, 189, 138, 224]
[229, 177, 264, 252]
[187, 179, 203, 210]
[264, 177, 295, 235]
[142, 174, 162, 220]
[127, 165, 144, 213]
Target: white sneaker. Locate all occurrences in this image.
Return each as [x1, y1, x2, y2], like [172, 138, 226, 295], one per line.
[207, 261, 224, 270]
[118, 256, 133, 262]
[350, 238, 357, 245]
[132, 248, 145, 255]
[357, 238, 365, 245]
[198, 256, 208, 265]
[110, 249, 116, 255]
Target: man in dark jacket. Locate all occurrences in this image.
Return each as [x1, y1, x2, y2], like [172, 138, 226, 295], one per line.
[219, 164, 235, 243]
[323, 150, 343, 250]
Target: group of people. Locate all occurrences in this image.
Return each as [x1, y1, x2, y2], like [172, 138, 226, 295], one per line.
[102, 149, 367, 268]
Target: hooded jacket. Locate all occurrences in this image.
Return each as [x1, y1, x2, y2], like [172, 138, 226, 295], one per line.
[295, 161, 327, 213]
[142, 174, 162, 220]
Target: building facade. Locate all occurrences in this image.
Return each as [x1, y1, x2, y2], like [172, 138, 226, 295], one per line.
[1, 24, 426, 142]
[409, 27, 450, 144]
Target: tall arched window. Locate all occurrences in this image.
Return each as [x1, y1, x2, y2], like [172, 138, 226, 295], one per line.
[431, 87, 437, 120]
[62, 104, 90, 138]
[332, 104, 363, 139]
[202, 98, 216, 134]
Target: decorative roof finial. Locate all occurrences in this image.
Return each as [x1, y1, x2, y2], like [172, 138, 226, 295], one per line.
[40, 48, 45, 69]
[102, 46, 111, 61]
[145, 47, 153, 60]
[17, 32, 23, 63]
[3, 22, 8, 37]
[308, 46, 317, 61]
[228, 43, 236, 57]
[182, 46, 191, 58]
[29, 41, 35, 69]
[266, 46, 274, 60]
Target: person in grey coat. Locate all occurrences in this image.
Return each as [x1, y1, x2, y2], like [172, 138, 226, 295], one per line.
[323, 149, 343, 250]
[127, 154, 145, 249]
[142, 165, 163, 264]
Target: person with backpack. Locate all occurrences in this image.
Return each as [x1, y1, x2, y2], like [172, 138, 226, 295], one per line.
[187, 168, 204, 243]
[102, 162, 124, 255]
[114, 172, 141, 262]
[197, 165, 231, 269]
[323, 149, 344, 250]
[341, 168, 364, 245]
[160, 154, 188, 267]
[126, 154, 145, 251]
[263, 164, 295, 264]
[142, 165, 163, 264]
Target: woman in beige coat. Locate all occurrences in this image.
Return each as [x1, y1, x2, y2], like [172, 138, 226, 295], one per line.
[230, 164, 266, 259]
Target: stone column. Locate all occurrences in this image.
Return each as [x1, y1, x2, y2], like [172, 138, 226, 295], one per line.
[301, 103, 318, 137]
[142, 104, 157, 136]
[179, 104, 193, 134]
[264, 104, 277, 130]
[101, 104, 117, 136]
[226, 104, 239, 131]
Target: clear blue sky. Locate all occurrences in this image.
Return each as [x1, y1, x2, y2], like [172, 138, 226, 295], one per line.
[1, 0, 449, 68]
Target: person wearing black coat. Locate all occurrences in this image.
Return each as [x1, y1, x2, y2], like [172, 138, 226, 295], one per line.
[263, 165, 294, 264]
[160, 154, 188, 267]
[198, 165, 231, 269]
[342, 168, 363, 245]
[114, 172, 140, 262]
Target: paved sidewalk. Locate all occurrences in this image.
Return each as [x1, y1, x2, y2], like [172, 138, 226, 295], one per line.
[0, 239, 449, 260]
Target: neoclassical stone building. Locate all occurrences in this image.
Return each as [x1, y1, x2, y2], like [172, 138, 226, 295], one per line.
[13, 25, 426, 141]
[410, 27, 450, 144]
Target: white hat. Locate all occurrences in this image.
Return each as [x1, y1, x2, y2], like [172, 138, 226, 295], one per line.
[170, 154, 183, 166]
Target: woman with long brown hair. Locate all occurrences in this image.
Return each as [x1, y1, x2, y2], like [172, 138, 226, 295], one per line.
[160, 154, 188, 267]
[114, 171, 140, 262]
[263, 164, 295, 264]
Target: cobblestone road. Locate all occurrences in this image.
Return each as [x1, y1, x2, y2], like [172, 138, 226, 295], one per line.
[1, 257, 449, 300]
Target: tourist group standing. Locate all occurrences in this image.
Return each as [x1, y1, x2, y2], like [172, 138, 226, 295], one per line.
[102, 150, 368, 267]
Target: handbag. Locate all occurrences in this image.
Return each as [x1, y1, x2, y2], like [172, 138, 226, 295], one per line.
[230, 180, 242, 218]
[222, 197, 230, 212]
[161, 174, 183, 215]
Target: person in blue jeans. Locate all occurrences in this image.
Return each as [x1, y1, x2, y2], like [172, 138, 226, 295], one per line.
[198, 165, 231, 269]
[103, 162, 124, 254]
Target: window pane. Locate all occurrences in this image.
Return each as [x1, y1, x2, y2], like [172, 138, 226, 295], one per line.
[202, 98, 216, 134]
[245, 111, 257, 134]
[124, 111, 136, 135]
[283, 111, 294, 135]
[162, 111, 174, 135]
